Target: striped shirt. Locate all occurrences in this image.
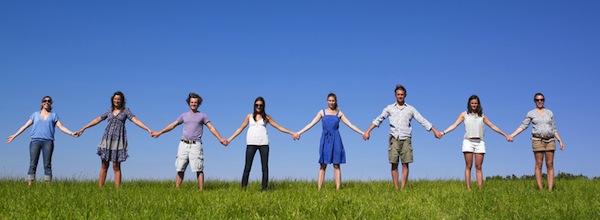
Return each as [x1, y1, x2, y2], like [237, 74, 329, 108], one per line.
[518, 108, 557, 142]
[372, 103, 433, 140]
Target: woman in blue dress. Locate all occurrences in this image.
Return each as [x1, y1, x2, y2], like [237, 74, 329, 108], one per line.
[75, 91, 154, 188]
[297, 93, 364, 190]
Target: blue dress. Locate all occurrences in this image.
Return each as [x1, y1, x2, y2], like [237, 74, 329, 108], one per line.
[319, 110, 346, 164]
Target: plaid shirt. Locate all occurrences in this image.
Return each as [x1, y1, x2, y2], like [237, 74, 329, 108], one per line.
[372, 102, 433, 140]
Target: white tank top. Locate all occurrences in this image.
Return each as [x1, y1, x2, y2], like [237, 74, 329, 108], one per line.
[464, 112, 484, 139]
[246, 116, 269, 145]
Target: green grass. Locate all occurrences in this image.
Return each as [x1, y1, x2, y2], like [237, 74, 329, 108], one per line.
[1, 178, 598, 219]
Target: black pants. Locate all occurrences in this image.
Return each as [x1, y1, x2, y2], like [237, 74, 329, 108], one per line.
[242, 145, 269, 190]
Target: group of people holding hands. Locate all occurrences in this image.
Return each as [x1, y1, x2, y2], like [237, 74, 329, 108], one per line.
[6, 84, 566, 192]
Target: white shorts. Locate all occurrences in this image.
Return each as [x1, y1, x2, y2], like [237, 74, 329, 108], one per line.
[462, 139, 486, 154]
[175, 141, 204, 172]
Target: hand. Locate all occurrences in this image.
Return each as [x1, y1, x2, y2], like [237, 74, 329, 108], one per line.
[506, 135, 514, 142]
[434, 131, 442, 139]
[292, 133, 300, 140]
[362, 132, 370, 141]
[6, 135, 16, 144]
[151, 131, 161, 138]
[220, 138, 229, 146]
[74, 129, 85, 137]
[560, 143, 565, 151]
[71, 132, 79, 138]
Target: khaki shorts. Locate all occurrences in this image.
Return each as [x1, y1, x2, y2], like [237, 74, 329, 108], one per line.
[388, 136, 413, 164]
[532, 140, 556, 152]
[176, 141, 204, 172]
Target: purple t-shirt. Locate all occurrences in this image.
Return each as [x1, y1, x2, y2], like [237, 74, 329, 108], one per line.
[177, 111, 209, 142]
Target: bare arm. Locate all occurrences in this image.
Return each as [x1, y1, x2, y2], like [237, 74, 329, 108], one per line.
[227, 114, 250, 143]
[75, 117, 103, 136]
[267, 115, 294, 135]
[339, 111, 364, 135]
[151, 121, 180, 138]
[440, 112, 465, 137]
[297, 111, 323, 135]
[6, 119, 33, 144]
[55, 120, 76, 137]
[206, 121, 227, 145]
[362, 123, 377, 140]
[483, 115, 508, 138]
[130, 117, 152, 134]
[554, 131, 565, 151]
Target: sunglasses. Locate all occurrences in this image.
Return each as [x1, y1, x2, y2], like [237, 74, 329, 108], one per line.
[42, 99, 52, 103]
[534, 99, 545, 102]
[254, 104, 263, 107]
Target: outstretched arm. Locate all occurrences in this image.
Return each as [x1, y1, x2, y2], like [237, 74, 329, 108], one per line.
[227, 114, 250, 143]
[297, 111, 323, 135]
[151, 121, 180, 138]
[483, 116, 509, 140]
[267, 115, 299, 139]
[6, 119, 33, 144]
[55, 120, 76, 137]
[75, 117, 103, 137]
[339, 111, 364, 135]
[362, 123, 377, 140]
[131, 117, 153, 134]
[206, 121, 228, 146]
[440, 112, 465, 138]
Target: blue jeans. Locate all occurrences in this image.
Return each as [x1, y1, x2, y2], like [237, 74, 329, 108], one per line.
[28, 140, 54, 181]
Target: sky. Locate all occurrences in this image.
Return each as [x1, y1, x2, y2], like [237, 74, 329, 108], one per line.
[1, 1, 599, 183]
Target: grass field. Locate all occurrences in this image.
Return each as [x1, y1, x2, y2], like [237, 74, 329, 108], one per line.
[1, 178, 598, 219]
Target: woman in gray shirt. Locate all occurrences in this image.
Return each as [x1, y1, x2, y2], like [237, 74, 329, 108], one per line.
[509, 93, 565, 192]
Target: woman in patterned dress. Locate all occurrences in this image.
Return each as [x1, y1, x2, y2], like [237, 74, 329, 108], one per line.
[297, 93, 364, 190]
[76, 91, 153, 188]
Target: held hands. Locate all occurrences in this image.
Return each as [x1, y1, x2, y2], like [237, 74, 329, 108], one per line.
[362, 132, 370, 141]
[506, 135, 514, 142]
[220, 138, 229, 146]
[434, 130, 442, 139]
[292, 132, 300, 140]
[151, 131, 161, 138]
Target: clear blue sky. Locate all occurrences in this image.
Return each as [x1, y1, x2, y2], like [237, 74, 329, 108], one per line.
[2, 1, 598, 183]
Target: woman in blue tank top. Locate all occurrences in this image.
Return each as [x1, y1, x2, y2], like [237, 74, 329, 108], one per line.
[297, 93, 364, 190]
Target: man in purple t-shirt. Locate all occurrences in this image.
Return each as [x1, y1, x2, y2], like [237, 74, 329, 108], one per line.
[152, 93, 228, 191]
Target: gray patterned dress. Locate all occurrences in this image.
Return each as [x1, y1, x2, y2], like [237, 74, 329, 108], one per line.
[96, 108, 135, 162]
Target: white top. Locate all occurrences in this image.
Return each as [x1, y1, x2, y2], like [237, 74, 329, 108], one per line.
[464, 112, 484, 139]
[246, 116, 269, 145]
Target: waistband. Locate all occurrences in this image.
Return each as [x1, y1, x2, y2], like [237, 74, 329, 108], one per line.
[532, 135, 554, 140]
[181, 139, 200, 144]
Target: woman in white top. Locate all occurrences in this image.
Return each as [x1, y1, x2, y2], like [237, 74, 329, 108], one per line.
[227, 97, 299, 191]
[440, 95, 509, 190]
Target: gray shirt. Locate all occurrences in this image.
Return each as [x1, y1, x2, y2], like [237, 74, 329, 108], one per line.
[372, 103, 433, 140]
[518, 108, 557, 142]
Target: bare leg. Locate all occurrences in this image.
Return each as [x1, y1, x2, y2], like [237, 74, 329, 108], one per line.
[176, 172, 184, 189]
[533, 151, 545, 191]
[318, 164, 327, 190]
[99, 160, 109, 188]
[391, 163, 399, 190]
[545, 151, 556, 192]
[197, 171, 204, 191]
[401, 163, 410, 190]
[474, 153, 485, 189]
[113, 162, 122, 188]
[463, 152, 473, 190]
[333, 164, 341, 190]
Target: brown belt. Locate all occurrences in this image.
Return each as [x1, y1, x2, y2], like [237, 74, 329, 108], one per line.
[181, 139, 198, 144]
[533, 135, 554, 140]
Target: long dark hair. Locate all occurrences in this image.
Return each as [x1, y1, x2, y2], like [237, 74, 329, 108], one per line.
[111, 91, 126, 111]
[40, 96, 52, 111]
[253, 96, 268, 123]
[467, 95, 483, 117]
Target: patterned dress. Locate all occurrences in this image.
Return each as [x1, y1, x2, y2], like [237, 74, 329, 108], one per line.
[319, 110, 346, 164]
[96, 108, 135, 162]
